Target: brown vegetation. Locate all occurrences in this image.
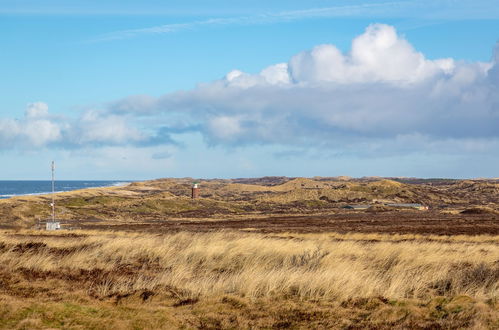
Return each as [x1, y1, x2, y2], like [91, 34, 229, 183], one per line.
[0, 177, 498, 328]
[75, 211, 499, 236]
[0, 177, 498, 232]
[0, 230, 497, 329]
[461, 207, 499, 215]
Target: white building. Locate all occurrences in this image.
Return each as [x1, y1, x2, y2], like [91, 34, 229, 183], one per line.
[46, 221, 61, 231]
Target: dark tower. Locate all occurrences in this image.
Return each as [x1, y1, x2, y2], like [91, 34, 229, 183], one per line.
[191, 182, 200, 199]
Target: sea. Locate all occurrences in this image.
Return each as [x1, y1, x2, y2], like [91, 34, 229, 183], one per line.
[0, 181, 130, 199]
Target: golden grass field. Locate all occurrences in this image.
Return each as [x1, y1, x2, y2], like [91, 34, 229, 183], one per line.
[0, 229, 497, 329]
[0, 177, 498, 328]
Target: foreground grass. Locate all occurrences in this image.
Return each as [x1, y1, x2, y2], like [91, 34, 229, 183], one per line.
[0, 230, 497, 329]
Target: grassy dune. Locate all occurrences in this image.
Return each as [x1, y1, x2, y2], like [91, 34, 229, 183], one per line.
[1, 177, 499, 228]
[0, 230, 497, 329]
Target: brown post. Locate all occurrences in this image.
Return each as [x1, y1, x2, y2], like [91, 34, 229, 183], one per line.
[191, 183, 200, 199]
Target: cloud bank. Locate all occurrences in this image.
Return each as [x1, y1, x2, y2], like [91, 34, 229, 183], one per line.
[111, 24, 499, 154]
[0, 102, 154, 149]
[2, 24, 498, 158]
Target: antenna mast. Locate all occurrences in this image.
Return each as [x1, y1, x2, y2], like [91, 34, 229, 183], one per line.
[51, 161, 55, 222]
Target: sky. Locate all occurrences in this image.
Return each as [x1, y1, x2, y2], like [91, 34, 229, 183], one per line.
[1, 0, 499, 180]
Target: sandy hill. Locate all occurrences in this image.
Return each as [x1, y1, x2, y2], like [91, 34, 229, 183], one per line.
[219, 183, 273, 193]
[1, 177, 498, 228]
[270, 178, 332, 191]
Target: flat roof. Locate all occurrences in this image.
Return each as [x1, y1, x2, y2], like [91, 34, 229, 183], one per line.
[343, 204, 371, 209]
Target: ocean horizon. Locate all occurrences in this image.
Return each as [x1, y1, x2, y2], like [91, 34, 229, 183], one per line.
[0, 180, 131, 199]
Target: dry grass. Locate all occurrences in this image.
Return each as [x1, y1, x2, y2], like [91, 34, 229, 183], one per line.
[0, 230, 497, 300]
[2, 177, 499, 228]
[0, 230, 498, 328]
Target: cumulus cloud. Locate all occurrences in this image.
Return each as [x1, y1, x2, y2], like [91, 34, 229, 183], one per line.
[2, 24, 499, 158]
[0, 102, 62, 148]
[25, 102, 50, 119]
[0, 102, 172, 149]
[107, 23, 498, 155]
[289, 24, 455, 84]
[71, 110, 145, 145]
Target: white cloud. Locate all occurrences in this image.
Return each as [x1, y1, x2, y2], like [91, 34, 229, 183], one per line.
[222, 63, 291, 89]
[72, 110, 145, 145]
[2, 24, 499, 161]
[0, 103, 157, 149]
[25, 102, 49, 119]
[289, 24, 455, 84]
[24, 119, 61, 147]
[109, 24, 499, 156]
[260, 63, 291, 85]
[207, 116, 243, 142]
[0, 102, 61, 148]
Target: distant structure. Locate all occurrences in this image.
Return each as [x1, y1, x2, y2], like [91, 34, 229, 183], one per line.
[46, 161, 60, 231]
[46, 221, 61, 231]
[191, 182, 200, 199]
[386, 203, 428, 210]
[343, 203, 428, 211]
[343, 204, 371, 210]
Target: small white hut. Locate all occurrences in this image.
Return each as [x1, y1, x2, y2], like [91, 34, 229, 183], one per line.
[46, 221, 61, 231]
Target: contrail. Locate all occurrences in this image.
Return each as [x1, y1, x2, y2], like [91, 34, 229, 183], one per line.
[90, 2, 409, 42]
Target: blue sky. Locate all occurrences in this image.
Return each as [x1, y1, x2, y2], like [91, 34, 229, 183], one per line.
[1, 0, 499, 179]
